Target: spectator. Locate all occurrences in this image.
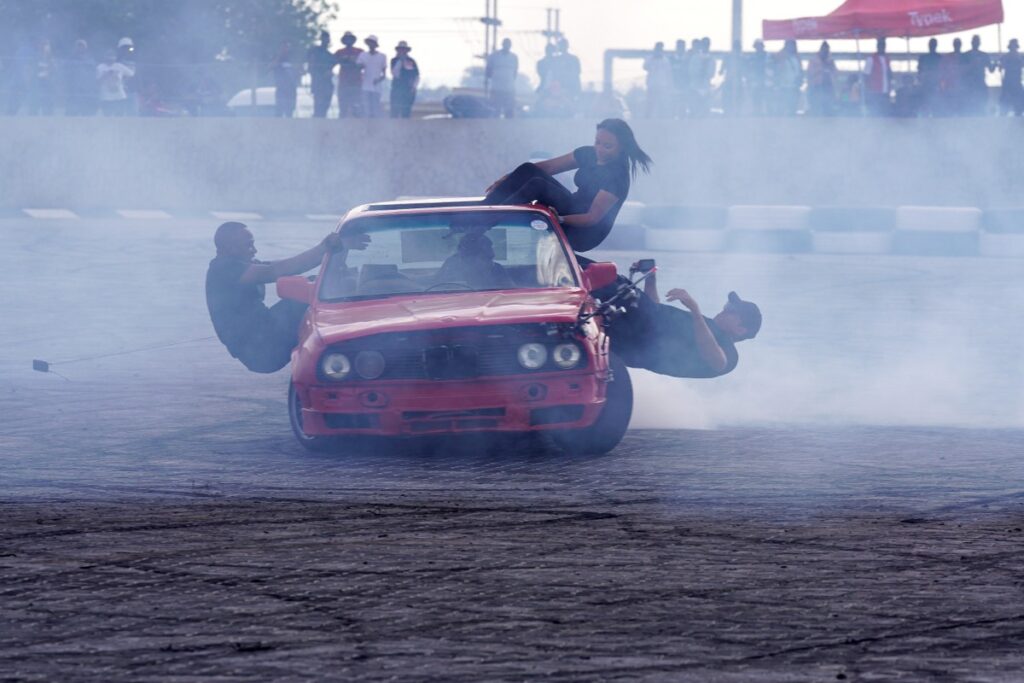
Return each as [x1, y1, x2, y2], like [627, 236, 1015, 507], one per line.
[744, 39, 769, 116]
[115, 37, 137, 115]
[25, 39, 56, 115]
[941, 38, 965, 116]
[306, 30, 334, 118]
[335, 31, 363, 118]
[3, 40, 32, 115]
[554, 38, 582, 101]
[670, 39, 689, 118]
[389, 41, 418, 118]
[687, 38, 713, 116]
[64, 39, 96, 116]
[536, 43, 556, 93]
[720, 40, 744, 116]
[536, 43, 573, 118]
[806, 41, 837, 117]
[963, 35, 995, 115]
[356, 35, 387, 118]
[643, 42, 673, 118]
[863, 38, 892, 116]
[485, 37, 518, 118]
[270, 41, 298, 117]
[998, 38, 1023, 116]
[917, 38, 942, 117]
[96, 49, 134, 116]
[772, 39, 802, 116]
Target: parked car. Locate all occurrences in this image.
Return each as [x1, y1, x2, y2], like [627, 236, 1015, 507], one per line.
[277, 197, 633, 454]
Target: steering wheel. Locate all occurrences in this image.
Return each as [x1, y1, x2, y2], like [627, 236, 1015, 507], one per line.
[424, 281, 474, 292]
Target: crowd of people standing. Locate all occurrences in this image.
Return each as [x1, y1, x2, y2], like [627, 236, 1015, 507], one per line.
[271, 31, 420, 119]
[642, 34, 1024, 118]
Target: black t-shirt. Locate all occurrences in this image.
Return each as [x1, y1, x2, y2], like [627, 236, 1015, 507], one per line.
[608, 295, 738, 379]
[205, 256, 273, 357]
[568, 145, 630, 252]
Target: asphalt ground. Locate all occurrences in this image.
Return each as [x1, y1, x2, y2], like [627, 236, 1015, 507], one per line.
[2, 219, 1023, 681]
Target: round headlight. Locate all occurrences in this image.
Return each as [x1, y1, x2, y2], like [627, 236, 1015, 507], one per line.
[355, 350, 386, 379]
[517, 343, 548, 370]
[321, 353, 351, 380]
[552, 343, 582, 369]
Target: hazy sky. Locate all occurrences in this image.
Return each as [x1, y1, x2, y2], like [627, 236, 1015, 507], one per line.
[329, 0, 1023, 89]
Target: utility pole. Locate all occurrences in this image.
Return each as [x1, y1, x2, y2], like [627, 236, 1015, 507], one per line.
[732, 0, 743, 48]
[481, 0, 501, 56]
[543, 7, 563, 45]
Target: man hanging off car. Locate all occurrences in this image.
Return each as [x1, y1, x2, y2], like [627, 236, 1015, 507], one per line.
[205, 221, 368, 373]
[600, 261, 762, 379]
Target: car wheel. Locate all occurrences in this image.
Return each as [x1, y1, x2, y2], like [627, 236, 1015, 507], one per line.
[288, 382, 336, 452]
[551, 353, 633, 455]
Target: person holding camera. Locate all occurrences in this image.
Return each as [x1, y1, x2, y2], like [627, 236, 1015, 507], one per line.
[205, 222, 368, 373]
[602, 261, 761, 379]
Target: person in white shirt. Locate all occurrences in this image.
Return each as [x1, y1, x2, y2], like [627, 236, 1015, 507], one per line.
[643, 42, 673, 118]
[486, 38, 519, 118]
[95, 49, 135, 116]
[356, 35, 387, 118]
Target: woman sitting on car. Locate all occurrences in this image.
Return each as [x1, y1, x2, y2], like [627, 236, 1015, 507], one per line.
[482, 118, 651, 253]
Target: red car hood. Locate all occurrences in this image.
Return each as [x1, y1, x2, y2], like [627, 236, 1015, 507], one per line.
[313, 288, 587, 344]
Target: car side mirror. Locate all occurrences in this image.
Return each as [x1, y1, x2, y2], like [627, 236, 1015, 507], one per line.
[582, 262, 618, 292]
[276, 276, 314, 303]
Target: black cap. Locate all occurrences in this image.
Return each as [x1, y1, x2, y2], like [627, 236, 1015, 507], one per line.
[727, 291, 761, 340]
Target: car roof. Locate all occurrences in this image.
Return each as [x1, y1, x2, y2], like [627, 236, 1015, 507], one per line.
[344, 197, 552, 221]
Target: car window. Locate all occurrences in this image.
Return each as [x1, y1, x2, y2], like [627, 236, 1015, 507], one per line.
[319, 211, 577, 302]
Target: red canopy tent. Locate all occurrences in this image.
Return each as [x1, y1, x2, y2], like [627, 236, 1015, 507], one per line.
[763, 0, 1004, 40]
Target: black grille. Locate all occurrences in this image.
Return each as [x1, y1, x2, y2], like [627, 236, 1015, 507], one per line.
[529, 405, 585, 426]
[325, 324, 579, 381]
[324, 413, 380, 429]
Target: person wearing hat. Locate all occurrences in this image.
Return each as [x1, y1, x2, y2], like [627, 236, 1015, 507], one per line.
[602, 266, 761, 379]
[389, 40, 419, 118]
[998, 38, 1023, 116]
[335, 31, 364, 117]
[356, 34, 387, 117]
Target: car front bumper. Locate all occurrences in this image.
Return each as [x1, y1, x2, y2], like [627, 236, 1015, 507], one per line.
[296, 371, 606, 436]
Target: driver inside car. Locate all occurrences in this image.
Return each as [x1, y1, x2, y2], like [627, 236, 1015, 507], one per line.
[434, 231, 514, 290]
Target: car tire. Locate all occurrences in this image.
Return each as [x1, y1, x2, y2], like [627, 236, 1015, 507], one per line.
[288, 382, 336, 452]
[551, 353, 632, 455]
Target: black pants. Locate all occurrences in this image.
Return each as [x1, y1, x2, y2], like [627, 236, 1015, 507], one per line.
[484, 163, 576, 215]
[235, 299, 308, 374]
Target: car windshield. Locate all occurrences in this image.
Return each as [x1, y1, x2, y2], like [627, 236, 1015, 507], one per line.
[318, 211, 577, 302]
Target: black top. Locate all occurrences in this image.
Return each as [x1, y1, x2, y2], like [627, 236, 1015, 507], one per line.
[205, 256, 272, 358]
[609, 295, 738, 379]
[1003, 53, 1023, 90]
[391, 56, 420, 90]
[567, 146, 630, 252]
[306, 44, 335, 86]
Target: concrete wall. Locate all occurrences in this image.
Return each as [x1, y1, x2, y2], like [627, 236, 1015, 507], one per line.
[1, 117, 1022, 213]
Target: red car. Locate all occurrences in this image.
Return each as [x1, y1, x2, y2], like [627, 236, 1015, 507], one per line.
[276, 198, 632, 454]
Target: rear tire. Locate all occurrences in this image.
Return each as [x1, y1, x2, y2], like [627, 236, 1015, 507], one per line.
[288, 382, 336, 452]
[551, 354, 632, 455]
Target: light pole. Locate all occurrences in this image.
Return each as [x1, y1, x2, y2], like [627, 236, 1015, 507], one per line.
[732, 0, 743, 48]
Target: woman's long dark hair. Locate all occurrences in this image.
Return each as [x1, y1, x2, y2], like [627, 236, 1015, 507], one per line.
[597, 118, 652, 180]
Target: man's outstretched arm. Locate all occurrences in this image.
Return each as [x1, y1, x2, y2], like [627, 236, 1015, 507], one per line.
[241, 233, 368, 285]
[665, 288, 728, 373]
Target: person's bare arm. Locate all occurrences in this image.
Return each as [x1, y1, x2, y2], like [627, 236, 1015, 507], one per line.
[665, 288, 728, 373]
[636, 266, 659, 302]
[240, 233, 368, 285]
[560, 190, 619, 227]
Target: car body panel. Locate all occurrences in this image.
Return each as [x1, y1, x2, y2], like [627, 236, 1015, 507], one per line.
[285, 201, 615, 439]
